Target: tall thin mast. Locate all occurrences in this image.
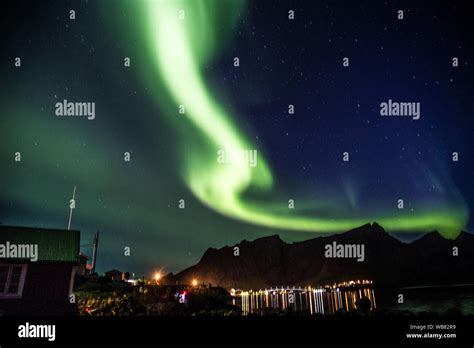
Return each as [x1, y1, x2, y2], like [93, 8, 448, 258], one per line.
[68, 185, 76, 230]
[91, 231, 99, 274]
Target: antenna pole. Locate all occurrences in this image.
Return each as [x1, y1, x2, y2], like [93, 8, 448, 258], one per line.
[68, 185, 76, 230]
[91, 231, 99, 274]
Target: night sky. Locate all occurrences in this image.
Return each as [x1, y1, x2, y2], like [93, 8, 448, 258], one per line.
[1, 0, 473, 276]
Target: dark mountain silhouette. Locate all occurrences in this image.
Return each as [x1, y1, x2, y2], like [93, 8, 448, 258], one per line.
[172, 223, 474, 289]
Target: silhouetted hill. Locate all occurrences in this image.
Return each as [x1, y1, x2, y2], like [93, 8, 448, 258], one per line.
[173, 223, 474, 289]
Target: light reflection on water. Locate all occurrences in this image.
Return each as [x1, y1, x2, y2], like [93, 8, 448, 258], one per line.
[232, 283, 376, 315]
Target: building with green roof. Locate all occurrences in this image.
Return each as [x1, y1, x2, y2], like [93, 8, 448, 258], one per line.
[0, 225, 80, 315]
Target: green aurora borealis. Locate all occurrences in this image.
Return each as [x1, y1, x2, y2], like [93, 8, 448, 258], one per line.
[0, 0, 471, 274]
[142, 0, 467, 237]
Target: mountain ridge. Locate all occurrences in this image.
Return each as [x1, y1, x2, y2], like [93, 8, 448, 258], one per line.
[170, 222, 473, 289]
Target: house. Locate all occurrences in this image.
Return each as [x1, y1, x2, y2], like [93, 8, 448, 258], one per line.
[104, 269, 130, 282]
[76, 253, 93, 276]
[0, 225, 80, 315]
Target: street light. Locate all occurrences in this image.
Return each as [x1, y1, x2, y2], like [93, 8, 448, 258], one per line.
[154, 272, 161, 284]
[192, 279, 198, 287]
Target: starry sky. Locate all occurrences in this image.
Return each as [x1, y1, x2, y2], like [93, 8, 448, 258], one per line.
[1, 0, 473, 276]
